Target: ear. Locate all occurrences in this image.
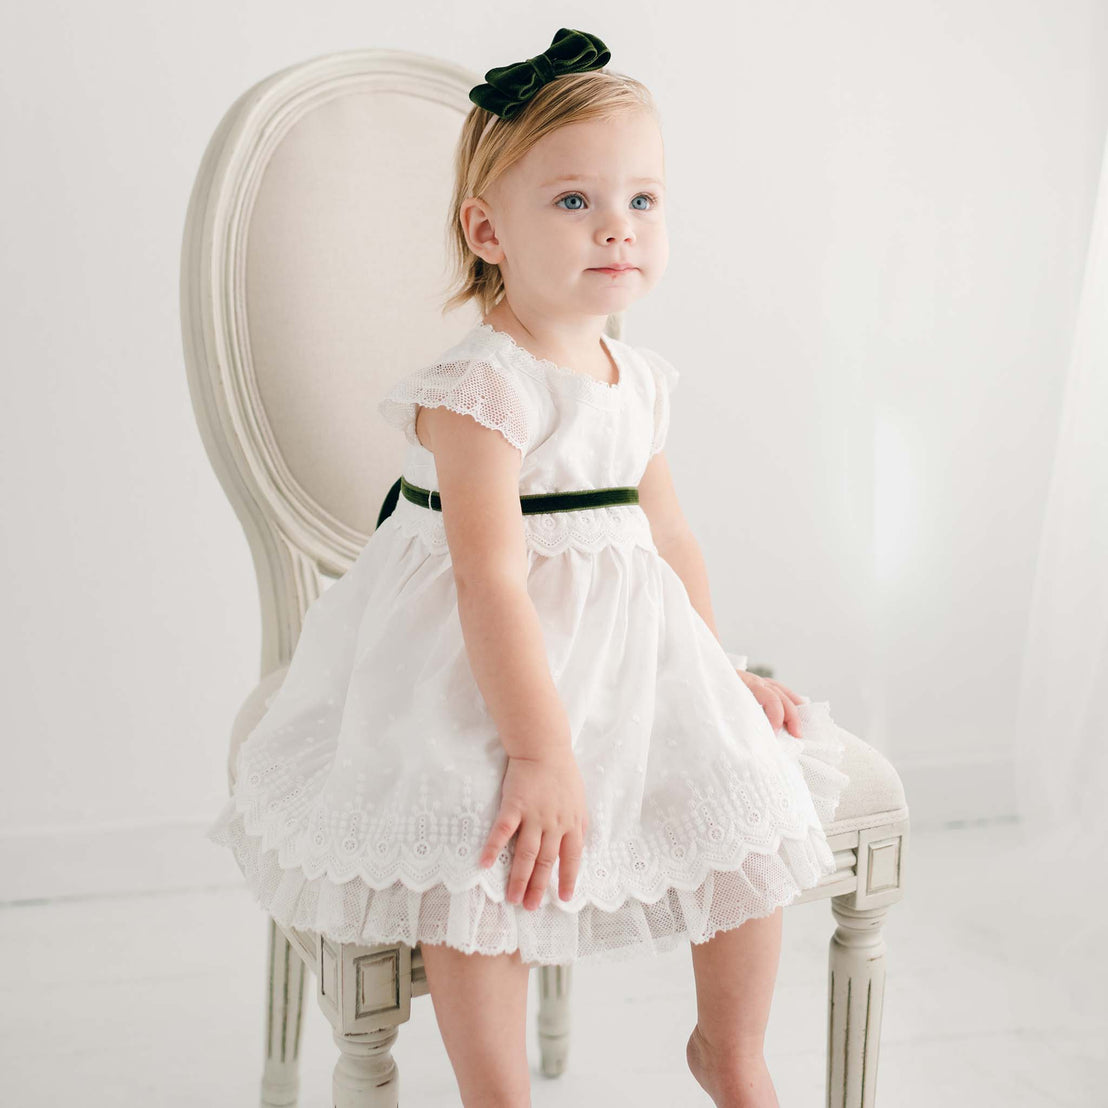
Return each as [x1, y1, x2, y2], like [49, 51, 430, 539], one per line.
[459, 196, 505, 266]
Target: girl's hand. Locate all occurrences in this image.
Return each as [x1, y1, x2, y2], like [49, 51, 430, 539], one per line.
[478, 749, 589, 910]
[737, 670, 805, 738]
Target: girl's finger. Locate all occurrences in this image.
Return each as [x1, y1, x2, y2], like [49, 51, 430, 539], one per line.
[765, 678, 804, 706]
[558, 827, 584, 901]
[780, 695, 803, 738]
[522, 831, 559, 909]
[480, 809, 520, 868]
[756, 686, 784, 731]
[506, 825, 542, 905]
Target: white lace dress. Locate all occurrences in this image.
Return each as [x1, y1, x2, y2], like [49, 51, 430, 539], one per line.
[206, 321, 852, 966]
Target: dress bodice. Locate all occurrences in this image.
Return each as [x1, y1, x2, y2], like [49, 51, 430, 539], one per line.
[376, 322, 680, 556]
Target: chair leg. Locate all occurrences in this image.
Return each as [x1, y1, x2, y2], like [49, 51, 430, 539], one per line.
[826, 898, 888, 1108]
[261, 917, 307, 1107]
[536, 963, 572, 1077]
[332, 1025, 400, 1107]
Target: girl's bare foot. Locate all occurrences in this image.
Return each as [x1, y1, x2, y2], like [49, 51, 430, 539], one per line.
[686, 1023, 781, 1108]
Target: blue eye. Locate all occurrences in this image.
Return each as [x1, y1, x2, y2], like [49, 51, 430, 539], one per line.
[554, 192, 658, 211]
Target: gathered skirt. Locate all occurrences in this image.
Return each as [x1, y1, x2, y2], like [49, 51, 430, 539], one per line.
[206, 522, 852, 966]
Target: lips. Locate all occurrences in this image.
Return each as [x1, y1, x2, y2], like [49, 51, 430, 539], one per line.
[590, 265, 637, 273]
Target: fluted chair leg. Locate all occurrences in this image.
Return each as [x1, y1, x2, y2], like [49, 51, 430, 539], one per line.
[261, 918, 307, 1107]
[826, 898, 889, 1108]
[536, 964, 573, 1077]
[332, 1025, 400, 1107]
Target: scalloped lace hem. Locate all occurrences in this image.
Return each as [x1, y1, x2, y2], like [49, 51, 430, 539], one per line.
[209, 810, 840, 966]
[207, 701, 850, 965]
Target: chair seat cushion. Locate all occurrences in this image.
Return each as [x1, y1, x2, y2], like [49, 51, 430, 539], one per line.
[826, 728, 908, 831]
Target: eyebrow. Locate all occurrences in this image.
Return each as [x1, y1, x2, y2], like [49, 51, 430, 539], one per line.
[540, 174, 664, 188]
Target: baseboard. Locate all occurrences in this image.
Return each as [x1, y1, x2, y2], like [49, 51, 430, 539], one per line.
[0, 816, 244, 906]
[894, 752, 1017, 830]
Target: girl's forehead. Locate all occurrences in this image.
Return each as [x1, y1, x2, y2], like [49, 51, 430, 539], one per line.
[517, 121, 664, 182]
[540, 113, 660, 152]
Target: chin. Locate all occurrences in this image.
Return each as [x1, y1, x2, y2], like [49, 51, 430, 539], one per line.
[580, 297, 635, 317]
[590, 287, 641, 308]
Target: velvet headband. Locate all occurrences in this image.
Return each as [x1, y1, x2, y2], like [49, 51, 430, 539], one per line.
[468, 27, 611, 123]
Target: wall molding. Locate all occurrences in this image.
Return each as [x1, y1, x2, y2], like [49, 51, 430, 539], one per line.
[895, 752, 1017, 830]
[0, 818, 244, 906]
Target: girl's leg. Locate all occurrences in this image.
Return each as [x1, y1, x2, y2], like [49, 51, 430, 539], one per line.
[419, 941, 532, 1108]
[686, 906, 783, 1108]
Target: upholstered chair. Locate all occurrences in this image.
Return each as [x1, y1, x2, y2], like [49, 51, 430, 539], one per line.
[181, 47, 910, 1108]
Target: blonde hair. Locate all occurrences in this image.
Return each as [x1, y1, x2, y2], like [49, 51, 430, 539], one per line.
[441, 69, 659, 319]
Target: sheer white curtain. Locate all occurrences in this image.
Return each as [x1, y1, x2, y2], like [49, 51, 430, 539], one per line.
[1014, 127, 1108, 849]
[1001, 123, 1108, 1022]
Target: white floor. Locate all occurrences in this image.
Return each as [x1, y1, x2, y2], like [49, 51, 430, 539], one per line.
[1, 821, 1104, 1106]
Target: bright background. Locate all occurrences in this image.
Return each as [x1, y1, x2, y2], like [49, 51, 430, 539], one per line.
[1, 2, 1105, 907]
[4, 4, 1108, 1106]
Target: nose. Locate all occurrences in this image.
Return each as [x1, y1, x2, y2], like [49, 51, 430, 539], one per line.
[599, 224, 635, 246]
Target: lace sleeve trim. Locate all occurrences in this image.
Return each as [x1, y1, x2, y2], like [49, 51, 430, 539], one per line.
[638, 347, 680, 456]
[377, 357, 535, 454]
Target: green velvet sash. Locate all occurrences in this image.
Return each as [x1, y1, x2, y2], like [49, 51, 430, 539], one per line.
[375, 475, 639, 530]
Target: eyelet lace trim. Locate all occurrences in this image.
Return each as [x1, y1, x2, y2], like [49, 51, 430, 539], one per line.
[377, 355, 536, 454]
[473, 323, 624, 401]
[385, 493, 659, 556]
[207, 698, 849, 965]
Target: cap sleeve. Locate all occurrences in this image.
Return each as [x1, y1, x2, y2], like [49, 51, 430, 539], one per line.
[638, 347, 680, 456]
[377, 356, 536, 455]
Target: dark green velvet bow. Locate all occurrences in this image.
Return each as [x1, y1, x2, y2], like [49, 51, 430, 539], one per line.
[468, 27, 611, 122]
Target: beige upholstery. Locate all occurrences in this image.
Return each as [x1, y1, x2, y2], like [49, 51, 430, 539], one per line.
[185, 47, 909, 1108]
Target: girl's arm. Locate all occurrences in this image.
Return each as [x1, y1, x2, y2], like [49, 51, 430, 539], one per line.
[637, 450, 721, 638]
[415, 404, 572, 760]
[417, 402, 589, 903]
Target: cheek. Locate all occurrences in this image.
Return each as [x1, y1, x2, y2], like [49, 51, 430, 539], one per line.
[644, 226, 669, 263]
[524, 225, 579, 267]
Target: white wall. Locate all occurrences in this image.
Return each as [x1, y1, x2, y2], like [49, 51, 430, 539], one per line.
[2, 1, 1105, 900]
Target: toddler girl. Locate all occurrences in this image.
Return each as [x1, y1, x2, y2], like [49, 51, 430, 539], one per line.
[208, 26, 852, 1108]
